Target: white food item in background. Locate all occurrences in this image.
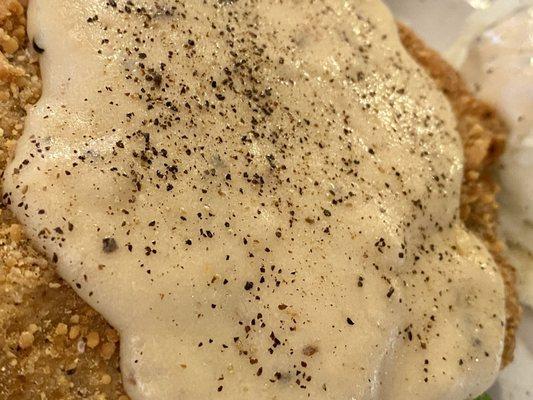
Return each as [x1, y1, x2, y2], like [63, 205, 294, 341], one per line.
[461, 6, 533, 307]
[383, 0, 532, 59]
[446, 0, 533, 67]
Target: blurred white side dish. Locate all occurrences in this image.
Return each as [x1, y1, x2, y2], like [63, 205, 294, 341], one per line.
[461, 5, 533, 307]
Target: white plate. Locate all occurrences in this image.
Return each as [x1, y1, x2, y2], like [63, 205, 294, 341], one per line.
[383, 1, 533, 399]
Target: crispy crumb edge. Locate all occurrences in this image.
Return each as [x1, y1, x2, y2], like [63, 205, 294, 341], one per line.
[399, 24, 521, 367]
[0, 2, 520, 398]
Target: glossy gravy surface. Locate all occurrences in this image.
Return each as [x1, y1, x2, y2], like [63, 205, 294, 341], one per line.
[4, 1, 505, 399]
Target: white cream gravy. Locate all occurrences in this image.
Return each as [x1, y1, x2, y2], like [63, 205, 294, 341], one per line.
[3, 1, 505, 399]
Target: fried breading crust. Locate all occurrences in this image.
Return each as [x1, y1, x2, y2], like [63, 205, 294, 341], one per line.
[0, 2, 520, 398]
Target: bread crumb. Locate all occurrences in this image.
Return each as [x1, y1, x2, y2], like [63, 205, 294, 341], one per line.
[101, 374, 112, 385]
[69, 325, 81, 340]
[55, 323, 68, 336]
[8, 223, 22, 242]
[105, 328, 119, 343]
[18, 331, 34, 349]
[86, 331, 100, 349]
[28, 323, 39, 334]
[100, 342, 116, 360]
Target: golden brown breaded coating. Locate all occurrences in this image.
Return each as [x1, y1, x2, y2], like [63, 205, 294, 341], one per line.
[0, 2, 520, 398]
